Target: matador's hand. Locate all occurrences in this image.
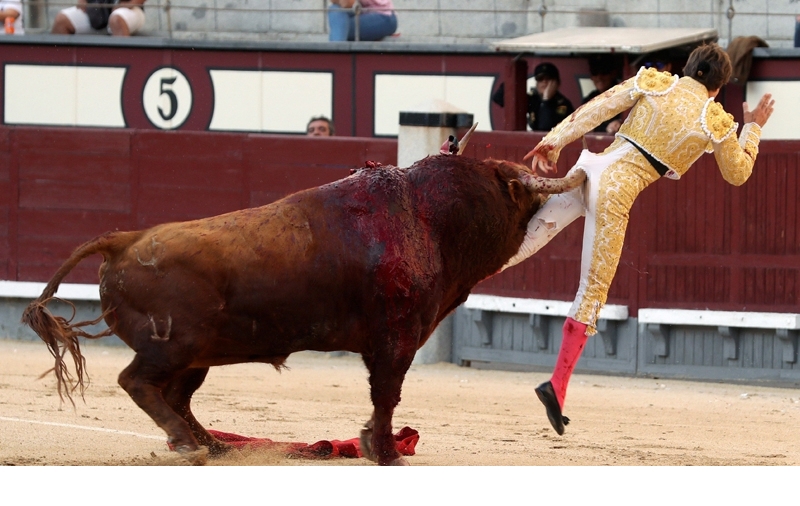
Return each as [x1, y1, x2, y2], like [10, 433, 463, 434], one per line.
[523, 143, 557, 176]
[743, 93, 775, 128]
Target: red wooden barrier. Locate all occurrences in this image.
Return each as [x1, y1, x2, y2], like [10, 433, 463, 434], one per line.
[2, 125, 798, 316]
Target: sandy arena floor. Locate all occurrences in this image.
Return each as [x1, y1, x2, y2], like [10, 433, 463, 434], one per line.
[1, 337, 799, 468]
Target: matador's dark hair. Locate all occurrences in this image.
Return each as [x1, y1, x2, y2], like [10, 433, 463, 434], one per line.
[683, 43, 732, 91]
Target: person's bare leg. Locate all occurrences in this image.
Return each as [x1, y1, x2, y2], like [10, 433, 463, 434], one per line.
[51, 12, 76, 34]
[108, 16, 130, 36]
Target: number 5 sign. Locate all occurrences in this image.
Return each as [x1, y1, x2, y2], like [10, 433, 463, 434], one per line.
[142, 67, 193, 129]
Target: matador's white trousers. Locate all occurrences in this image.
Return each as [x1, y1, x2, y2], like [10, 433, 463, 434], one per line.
[503, 142, 658, 334]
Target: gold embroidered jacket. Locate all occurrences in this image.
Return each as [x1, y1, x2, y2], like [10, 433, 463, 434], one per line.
[539, 67, 762, 184]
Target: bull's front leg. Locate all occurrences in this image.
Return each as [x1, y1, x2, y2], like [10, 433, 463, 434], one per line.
[362, 337, 416, 466]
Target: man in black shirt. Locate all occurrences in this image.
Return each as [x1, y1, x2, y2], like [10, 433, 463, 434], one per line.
[492, 62, 574, 131]
[527, 62, 575, 131]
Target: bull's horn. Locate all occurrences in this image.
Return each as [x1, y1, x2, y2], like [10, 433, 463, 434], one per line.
[522, 168, 586, 194]
[456, 122, 479, 155]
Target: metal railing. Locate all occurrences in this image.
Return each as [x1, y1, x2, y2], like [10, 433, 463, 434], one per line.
[21, 0, 800, 45]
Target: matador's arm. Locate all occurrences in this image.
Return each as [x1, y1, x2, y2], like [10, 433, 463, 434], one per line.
[702, 100, 762, 186]
[711, 123, 762, 186]
[533, 77, 638, 164]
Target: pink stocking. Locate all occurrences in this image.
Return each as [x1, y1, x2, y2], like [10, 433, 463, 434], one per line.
[549, 317, 589, 409]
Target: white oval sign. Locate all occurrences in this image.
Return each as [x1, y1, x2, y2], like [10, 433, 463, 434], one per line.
[142, 67, 193, 129]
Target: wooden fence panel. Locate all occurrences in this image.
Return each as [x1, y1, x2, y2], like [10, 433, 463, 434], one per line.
[3, 126, 799, 316]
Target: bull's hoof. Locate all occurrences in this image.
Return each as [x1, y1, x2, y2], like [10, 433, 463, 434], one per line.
[359, 427, 377, 462]
[175, 445, 209, 466]
[386, 457, 409, 466]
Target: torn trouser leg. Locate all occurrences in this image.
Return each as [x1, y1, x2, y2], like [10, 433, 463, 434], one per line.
[502, 151, 594, 271]
[502, 186, 585, 270]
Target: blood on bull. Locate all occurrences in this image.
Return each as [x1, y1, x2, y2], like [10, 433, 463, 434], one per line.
[22, 127, 585, 465]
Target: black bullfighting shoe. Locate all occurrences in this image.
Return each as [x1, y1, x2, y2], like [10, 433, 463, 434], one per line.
[535, 381, 570, 436]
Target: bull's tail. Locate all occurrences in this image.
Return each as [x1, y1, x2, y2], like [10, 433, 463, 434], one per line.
[21, 230, 143, 406]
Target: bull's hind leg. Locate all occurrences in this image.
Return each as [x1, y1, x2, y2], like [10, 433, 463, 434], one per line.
[361, 342, 415, 466]
[163, 367, 233, 457]
[118, 355, 208, 465]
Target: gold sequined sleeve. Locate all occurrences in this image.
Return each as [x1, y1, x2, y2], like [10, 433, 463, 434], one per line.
[711, 123, 761, 186]
[704, 98, 762, 187]
[537, 78, 638, 163]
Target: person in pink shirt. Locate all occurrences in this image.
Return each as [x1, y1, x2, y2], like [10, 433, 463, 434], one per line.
[0, 0, 23, 35]
[328, 0, 397, 41]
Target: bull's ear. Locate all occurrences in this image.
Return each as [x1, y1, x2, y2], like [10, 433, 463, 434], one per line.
[507, 179, 527, 206]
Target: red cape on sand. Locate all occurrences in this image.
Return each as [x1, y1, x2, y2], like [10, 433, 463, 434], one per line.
[168, 427, 419, 459]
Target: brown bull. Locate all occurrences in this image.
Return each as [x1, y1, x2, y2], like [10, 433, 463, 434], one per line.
[22, 148, 585, 465]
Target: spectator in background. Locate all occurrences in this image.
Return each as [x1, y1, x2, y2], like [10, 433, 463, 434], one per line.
[795, 15, 800, 47]
[52, 0, 146, 36]
[583, 54, 623, 134]
[307, 116, 335, 136]
[0, 0, 23, 34]
[527, 63, 575, 131]
[328, 0, 397, 42]
[492, 62, 575, 131]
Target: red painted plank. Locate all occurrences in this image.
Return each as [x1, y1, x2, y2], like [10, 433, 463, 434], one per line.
[0, 153, 9, 181]
[19, 180, 130, 212]
[19, 152, 131, 183]
[19, 263, 101, 285]
[712, 160, 728, 254]
[13, 128, 131, 156]
[0, 180, 9, 205]
[789, 154, 799, 254]
[249, 165, 350, 194]
[0, 128, 9, 151]
[137, 157, 244, 189]
[135, 131, 244, 160]
[244, 135, 397, 168]
[18, 209, 131, 238]
[18, 235, 94, 262]
[136, 187, 244, 228]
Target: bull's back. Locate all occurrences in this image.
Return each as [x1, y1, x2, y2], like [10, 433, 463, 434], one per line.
[106, 192, 364, 298]
[100, 168, 436, 353]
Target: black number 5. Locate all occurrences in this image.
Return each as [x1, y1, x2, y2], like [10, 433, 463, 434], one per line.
[158, 77, 178, 121]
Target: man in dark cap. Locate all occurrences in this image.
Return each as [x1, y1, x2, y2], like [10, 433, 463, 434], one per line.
[492, 61, 574, 132]
[527, 62, 574, 131]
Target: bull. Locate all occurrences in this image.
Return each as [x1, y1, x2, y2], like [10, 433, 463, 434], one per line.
[22, 131, 585, 465]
